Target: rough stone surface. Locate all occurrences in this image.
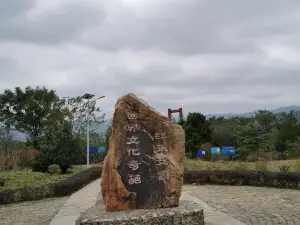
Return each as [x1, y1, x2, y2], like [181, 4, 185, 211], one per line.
[76, 200, 204, 225]
[101, 93, 185, 211]
[184, 185, 300, 225]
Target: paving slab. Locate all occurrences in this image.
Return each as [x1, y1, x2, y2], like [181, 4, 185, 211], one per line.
[0, 197, 68, 225]
[180, 192, 246, 225]
[49, 179, 101, 225]
[184, 184, 300, 225]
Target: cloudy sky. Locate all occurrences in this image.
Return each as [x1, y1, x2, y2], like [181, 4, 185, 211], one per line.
[1, 0, 300, 118]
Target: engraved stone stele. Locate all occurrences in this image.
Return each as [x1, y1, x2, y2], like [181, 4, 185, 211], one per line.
[100, 93, 185, 211]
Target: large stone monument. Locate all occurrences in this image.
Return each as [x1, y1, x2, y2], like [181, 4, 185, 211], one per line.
[101, 93, 185, 211]
[76, 93, 204, 225]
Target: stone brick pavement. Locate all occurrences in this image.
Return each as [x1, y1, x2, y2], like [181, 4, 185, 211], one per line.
[1, 183, 300, 225]
[184, 185, 300, 225]
[0, 197, 68, 225]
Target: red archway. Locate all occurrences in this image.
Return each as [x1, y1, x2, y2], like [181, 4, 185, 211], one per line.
[168, 108, 183, 121]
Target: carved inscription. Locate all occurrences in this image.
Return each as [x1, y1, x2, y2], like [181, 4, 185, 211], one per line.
[153, 131, 169, 181]
[128, 160, 141, 170]
[121, 108, 169, 208]
[155, 144, 168, 153]
[127, 136, 139, 145]
[128, 174, 141, 184]
[127, 148, 140, 156]
[127, 112, 138, 120]
[125, 112, 142, 185]
[125, 123, 138, 132]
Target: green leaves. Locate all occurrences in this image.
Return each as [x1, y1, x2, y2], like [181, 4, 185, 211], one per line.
[206, 109, 300, 160]
[181, 112, 212, 153]
[62, 96, 105, 136]
[0, 86, 63, 144]
[33, 120, 81, 173]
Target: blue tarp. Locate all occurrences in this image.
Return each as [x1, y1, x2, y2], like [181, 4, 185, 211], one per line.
[211, 147, 221, 155]
[98, 146, 106, 153]
[196, 149, 205, 157]
[222, 146, 235, 155]
[83, 146, 98, 154]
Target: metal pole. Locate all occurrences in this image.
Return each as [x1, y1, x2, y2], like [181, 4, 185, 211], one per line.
[87, 99, 90, 168]
[84, 95, 105, 168]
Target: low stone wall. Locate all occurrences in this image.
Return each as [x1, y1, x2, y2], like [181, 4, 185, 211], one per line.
[184, 170, 300, 189]
[76, 200, 204, 225]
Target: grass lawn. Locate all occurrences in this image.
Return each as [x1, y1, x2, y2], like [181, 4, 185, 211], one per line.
[2, 160, 298, 192]
[184, 159, 300, 172]
[0, 165, 86, 191]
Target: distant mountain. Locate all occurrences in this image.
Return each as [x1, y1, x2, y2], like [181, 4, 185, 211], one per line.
[205, 105, 300, 119]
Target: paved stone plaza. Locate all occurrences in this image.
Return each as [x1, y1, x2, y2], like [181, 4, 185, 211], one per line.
[0, 197, 68, 225]
[184, 185, 300, 225]
[1, 183, 300, 225]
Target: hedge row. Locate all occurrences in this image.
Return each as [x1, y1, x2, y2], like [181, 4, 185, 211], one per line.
[0, 166, 102, 205]
[184, 170, 300, 189]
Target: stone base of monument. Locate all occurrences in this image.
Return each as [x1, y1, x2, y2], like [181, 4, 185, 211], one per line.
[76, 200, 204, 225]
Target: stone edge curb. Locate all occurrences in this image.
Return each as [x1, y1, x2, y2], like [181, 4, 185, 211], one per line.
[76, 201, 204, 225]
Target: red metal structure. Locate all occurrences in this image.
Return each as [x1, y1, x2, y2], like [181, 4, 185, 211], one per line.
[168, 108, 183, 121]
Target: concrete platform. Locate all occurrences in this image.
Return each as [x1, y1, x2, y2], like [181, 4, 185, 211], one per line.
[76, 200, 204, 225]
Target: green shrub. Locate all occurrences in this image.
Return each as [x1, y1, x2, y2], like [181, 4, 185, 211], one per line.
[48, 164, 61, 175]
[32, 151, 51, 173]
[279, 164, 290, 172]
[0, 152, 8, 171]
[231, 162, 248, 171]
[291, 160, 300, 172]
[245, 152, 258, 162]
[32, 122, 81, 174]
[255, 161, 268, 171]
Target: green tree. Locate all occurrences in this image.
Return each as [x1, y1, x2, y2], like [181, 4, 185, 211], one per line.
[255, 110, 277, 133]
[181, 112, 211, 153]
[0, 123, 12, 155]
[0, 86, 64, 147]
[89, 132, 105, 146]
[209, 117, 235, 147]
[105, 124, 112, 151]
[61, 96, 106, 164]
[286, 137, 300, 158]
[62, 96, 105, 136]
[211, 125, 235, 146]
[235, 121, 265, 160]
[33, 120, 80, 173]
[277, 111, 300, 143]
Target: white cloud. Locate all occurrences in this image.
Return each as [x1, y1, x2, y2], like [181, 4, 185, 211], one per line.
[1, 0, 300, 118]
